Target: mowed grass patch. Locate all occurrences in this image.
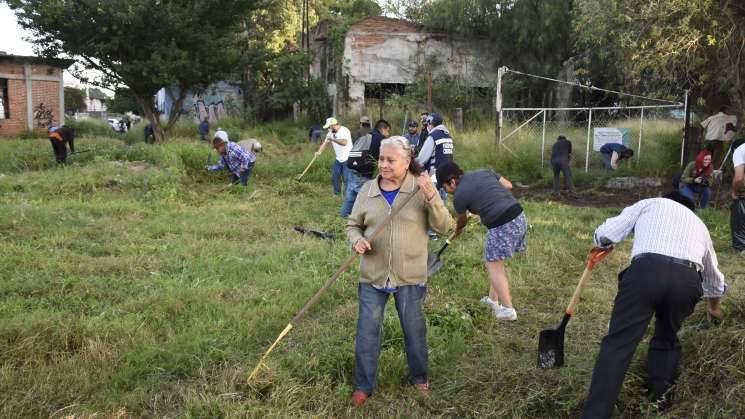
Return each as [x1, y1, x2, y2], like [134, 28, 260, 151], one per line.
[0, 125, 743, 418]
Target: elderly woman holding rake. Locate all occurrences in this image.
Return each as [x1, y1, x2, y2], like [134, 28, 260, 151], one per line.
[346, 136, 452, 407]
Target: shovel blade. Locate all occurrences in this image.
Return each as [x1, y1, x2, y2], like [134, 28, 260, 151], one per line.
[537, 313, 570, 368]
[427, 253, 443, 276]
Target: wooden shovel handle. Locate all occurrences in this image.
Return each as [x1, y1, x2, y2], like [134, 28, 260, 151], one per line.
[566, 247, 611, 316]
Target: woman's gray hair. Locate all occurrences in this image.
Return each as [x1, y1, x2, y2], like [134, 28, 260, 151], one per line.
[380, 136, 414, 159]
[380, 136, 424, 175]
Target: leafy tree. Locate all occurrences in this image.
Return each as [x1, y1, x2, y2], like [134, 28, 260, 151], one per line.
[106, 88, 140, 115]
[8, 0, 261, 141]
[573, 0, 745, 114]
[63, 86, 86, 115]
[418, 0, 574, 106]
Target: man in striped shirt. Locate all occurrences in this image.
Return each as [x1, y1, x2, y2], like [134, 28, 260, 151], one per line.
[206, 130, 256, 186]
[582, 192, 726, 418]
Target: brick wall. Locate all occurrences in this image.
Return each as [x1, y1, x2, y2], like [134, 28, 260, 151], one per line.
[0, 58, 64, 137]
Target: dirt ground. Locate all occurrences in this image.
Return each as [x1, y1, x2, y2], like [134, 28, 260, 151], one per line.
[515, 183, 734, 209]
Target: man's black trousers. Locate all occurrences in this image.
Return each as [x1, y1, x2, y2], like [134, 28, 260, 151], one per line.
[49, 138, 68, 163]
[581, 255, 702, 419]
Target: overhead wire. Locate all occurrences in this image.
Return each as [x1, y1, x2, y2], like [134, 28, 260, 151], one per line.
[503, 68, 683, 105]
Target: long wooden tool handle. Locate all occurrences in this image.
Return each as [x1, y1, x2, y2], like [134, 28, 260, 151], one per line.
[297, 141, 328, 179]
[565, 248, 611, 316]
[565, 265, 593, 316]
[290, 187, 420, 324]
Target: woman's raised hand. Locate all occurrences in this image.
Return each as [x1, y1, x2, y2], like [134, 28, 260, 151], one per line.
[416, 173, 437, 201]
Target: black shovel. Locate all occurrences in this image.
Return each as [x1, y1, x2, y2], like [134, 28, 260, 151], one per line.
[537, 247, 611, 368]
[427, 231, 457, 277]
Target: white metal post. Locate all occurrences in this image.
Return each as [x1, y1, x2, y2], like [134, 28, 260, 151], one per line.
[496, 66, 505, 145]
[636, 108, 644, 165]
[541, 109, 547, 168]
[585, 109, 593, 172]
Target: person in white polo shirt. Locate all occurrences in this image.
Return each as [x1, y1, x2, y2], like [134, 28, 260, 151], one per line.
[322, 117, 353, 199]
[581, 192, 726, 418]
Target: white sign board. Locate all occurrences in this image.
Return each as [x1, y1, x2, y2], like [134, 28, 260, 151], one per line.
[593, 128, 630, 151]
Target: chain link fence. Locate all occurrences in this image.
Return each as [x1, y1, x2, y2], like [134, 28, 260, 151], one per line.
[499, 106, 685, 173]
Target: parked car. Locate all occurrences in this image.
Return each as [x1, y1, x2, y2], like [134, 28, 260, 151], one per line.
[107, 118, 120, 131]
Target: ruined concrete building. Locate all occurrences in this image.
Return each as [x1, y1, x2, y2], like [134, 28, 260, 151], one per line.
[310, 16, 498, 114]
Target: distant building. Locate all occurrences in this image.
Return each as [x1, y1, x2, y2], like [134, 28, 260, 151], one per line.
[310, 16, 499, 114]
[85, 87, 108, 113]
[155, 81, 243, 123]
[0, 52, 73, 136]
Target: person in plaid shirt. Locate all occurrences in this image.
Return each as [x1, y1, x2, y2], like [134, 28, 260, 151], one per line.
[206, 130, 256, 186]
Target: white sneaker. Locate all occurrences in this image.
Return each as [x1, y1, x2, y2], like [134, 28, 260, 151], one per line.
[495, 306, 517, 321]
[480, 296, 498, 307]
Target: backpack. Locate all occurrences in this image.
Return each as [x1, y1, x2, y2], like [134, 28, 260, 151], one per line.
[346, 133, 374, 172]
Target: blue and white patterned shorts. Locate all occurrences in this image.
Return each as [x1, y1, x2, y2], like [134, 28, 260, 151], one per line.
[485, 212, 527, 261]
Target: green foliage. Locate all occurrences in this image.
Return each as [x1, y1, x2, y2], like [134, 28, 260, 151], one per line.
[572, 0, 745, 114]
[418, 0, 574, 105]
[0, 124, 742, 417]
[106, 88, 140, 116]
[8, 0, 261, 141]
[64, 86, 86, 114]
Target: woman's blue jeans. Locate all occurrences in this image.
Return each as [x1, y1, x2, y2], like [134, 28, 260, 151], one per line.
[679, 184, 711, 209]
[355, 283, 428, 394]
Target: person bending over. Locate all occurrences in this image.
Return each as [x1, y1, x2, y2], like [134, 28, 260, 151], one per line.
[599, 143, 633, 170]
[437, 161, 527, 321]
[48, 126, 75, 163]
[581, 192, 726, 418]
[205, 130, 256, 186]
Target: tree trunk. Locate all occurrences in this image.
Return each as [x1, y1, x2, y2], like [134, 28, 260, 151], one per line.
[134, 94, 165, 143]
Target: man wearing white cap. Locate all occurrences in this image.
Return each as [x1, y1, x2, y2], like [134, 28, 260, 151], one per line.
[323, 117, 353, 198]
[206, 129, 256, 186]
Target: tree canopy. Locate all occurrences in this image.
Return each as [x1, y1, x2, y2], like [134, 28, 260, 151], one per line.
[63, 86, 86, 115]
[9, 0, 261, 141]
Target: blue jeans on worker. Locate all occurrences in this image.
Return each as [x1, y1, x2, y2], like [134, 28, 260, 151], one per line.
[332, 160, 349, 196]
[355, 282, 428, 394]
[230, 163, 254, 186]
[341, 169, 370, 217]
[601, 152, 614, 170]
[679, 184, 711, 209]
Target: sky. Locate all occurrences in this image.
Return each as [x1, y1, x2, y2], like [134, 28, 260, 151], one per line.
[0, 4, 96, 90]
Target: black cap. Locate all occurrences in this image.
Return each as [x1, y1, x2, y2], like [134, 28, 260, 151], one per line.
[408, 120, 418, 127]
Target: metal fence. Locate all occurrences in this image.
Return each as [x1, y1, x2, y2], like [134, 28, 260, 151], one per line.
[499, 105, 685, 172]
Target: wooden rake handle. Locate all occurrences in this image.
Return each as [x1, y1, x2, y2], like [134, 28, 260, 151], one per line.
[565, 247, 611, 316]
[296, 140, 329, 180]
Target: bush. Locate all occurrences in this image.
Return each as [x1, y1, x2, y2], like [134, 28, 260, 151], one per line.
[67, 118, 117, 137]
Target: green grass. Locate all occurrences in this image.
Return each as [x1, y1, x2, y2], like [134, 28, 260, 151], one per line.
[0, 120, 743, 418]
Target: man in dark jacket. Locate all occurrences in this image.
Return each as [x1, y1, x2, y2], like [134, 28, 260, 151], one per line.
[47, 126, 75, 163]
[599, 143, 633, 170]
[551, 135, 577, 197]
[416, 112, 453, 202]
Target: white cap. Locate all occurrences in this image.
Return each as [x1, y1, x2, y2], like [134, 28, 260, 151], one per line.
[214, 130, 229, 143]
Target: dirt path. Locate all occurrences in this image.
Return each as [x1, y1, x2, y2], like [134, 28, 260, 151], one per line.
[514, 184, 733, 209]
